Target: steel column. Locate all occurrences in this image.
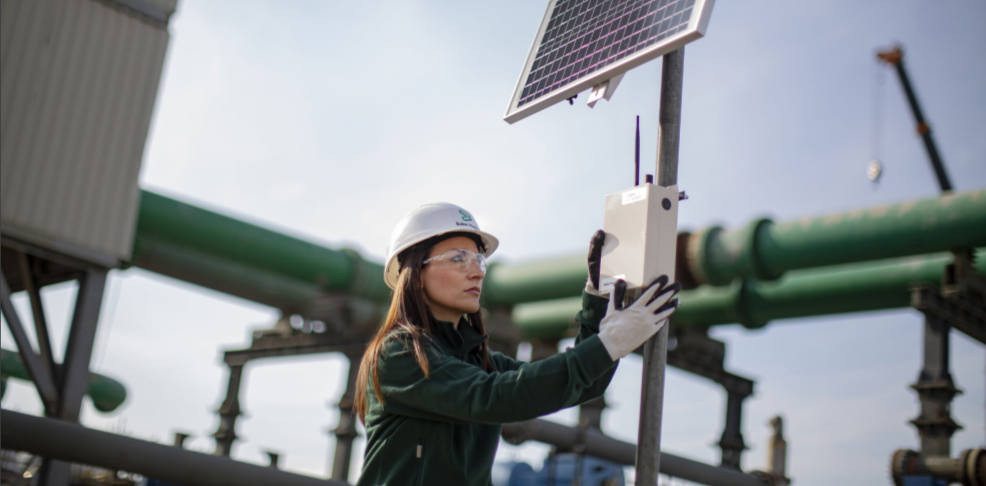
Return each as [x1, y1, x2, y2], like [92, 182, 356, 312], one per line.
[330, 354, 361, 482]
[718, 389, 748, 470]
[578, 396, 606, 430]
[637, 46, 685, 486]
[214, 363, 245, 457]
[910, 309, 962, 457]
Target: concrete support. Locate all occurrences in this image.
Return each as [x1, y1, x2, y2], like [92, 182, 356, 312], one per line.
[330, 354, 361, 482]
[213, 363, 245, 457]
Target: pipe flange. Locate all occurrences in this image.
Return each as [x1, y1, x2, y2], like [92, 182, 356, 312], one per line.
[736, 280, 768, 329]
[891, 449, 919, 486]
[738, 218, 783, 282]
[690, 226, 725, 286]
[960, 448, 986, 486]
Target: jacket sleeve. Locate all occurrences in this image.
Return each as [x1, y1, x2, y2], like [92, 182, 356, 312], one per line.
[376, 332, 615, 425]
[487, 291, 616, 402]
[571, 290, 618, 403]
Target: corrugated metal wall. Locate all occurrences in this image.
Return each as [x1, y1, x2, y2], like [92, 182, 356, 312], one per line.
[0, 0, 175, 264]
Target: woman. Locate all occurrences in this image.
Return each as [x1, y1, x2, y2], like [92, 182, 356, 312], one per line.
[354, 202, 680, 486]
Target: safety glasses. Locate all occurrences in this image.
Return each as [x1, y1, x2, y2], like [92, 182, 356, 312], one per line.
[423, 249, 488, 274]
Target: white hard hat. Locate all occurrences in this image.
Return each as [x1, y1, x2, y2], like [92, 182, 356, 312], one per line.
[384, 203, 499, 289]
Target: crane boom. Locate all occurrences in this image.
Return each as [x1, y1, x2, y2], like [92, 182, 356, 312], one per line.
[876, 46, 953, 193]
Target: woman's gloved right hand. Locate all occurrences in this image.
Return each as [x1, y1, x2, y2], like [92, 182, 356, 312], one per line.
[597, 276, 680, 361]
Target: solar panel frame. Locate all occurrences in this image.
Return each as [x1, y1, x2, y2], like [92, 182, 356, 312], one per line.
[504, 0, 716, 124]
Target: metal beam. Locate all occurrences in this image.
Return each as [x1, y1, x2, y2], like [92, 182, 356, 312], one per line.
[35, 268, 108, 486]
[501, 418, 768, 486]
[0, 273, 59, 413]
[17, 252, 57, 385]
[56, 269, 108, 421]
[913, 287, 986, 345]
[0, 409, 347, 486]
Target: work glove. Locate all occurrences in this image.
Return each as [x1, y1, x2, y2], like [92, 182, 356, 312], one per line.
[585, 230, 607, 298]
[597, 276, 680, 361]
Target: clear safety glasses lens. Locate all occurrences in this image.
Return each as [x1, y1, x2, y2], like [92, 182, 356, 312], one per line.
[424, 249, 487, 274]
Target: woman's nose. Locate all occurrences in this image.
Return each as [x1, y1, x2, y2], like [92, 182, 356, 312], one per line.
[467, 264, 485, 279]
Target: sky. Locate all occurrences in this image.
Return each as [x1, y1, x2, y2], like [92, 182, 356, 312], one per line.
[2, 1, 986, 485]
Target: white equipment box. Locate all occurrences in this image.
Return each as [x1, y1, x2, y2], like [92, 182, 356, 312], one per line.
[598, 184, 679, 295]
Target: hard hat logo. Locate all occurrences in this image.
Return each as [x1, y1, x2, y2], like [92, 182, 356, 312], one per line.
[384, 203, 500, 289]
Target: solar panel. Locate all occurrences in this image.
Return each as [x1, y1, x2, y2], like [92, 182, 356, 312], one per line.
[504, 0, 716, 124]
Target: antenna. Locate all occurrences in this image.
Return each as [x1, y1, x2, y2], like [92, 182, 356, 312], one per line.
[635, 116, 641, 186]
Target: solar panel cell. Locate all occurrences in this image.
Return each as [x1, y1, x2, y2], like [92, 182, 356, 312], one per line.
[506, 0, 713, 122]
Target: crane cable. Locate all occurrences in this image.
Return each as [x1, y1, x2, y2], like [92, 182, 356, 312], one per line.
[868, 55, 886, 184]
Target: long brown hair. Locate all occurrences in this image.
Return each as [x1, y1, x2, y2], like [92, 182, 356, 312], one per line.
[354, 233, 495, 423]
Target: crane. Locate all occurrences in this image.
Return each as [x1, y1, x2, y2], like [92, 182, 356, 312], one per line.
[876, 45, 954, 193]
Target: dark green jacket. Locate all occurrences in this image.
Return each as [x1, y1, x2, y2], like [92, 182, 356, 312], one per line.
[357, 292, 616, 486]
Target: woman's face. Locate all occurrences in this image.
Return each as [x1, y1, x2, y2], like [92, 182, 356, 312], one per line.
[420, 236, 485, 324]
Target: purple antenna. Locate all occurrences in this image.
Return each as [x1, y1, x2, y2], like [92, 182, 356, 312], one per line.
[635, 116, 641, 186]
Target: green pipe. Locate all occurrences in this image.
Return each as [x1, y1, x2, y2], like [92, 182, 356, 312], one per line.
[132, 191, 392, 303]
[0, 349, 127, 413]
[483, 256, 587, 307]
[492, 190, 986, 304]
[691, 189, 986, 285]
[130, 189, 984, 310]
[133, 237, 323, 313]
[511, 249, 986, 340]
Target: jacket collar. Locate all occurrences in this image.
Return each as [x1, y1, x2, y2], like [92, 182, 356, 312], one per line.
[432, 317, 487, 360]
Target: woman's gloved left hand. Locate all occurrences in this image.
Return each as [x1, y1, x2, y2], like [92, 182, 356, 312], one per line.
[585, 230, 607, 297]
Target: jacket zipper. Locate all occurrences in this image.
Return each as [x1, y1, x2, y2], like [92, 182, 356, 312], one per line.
[414, 441, 424, 486]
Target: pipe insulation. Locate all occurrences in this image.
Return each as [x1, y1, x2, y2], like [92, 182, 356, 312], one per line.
[0, 410, 347, 486]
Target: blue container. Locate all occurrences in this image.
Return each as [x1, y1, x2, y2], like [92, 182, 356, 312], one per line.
[493, 453, 625, 486]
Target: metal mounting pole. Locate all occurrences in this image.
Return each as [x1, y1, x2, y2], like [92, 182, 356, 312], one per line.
[636, 47, 685, 486]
